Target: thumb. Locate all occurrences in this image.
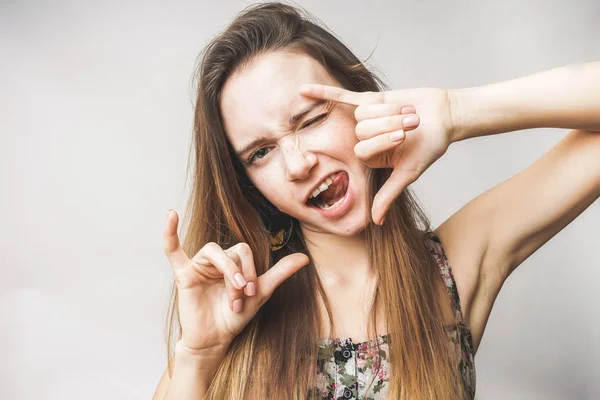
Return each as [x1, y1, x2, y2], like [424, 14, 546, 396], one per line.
[257, 253, 310, 298]
[372, 168, 414, 225]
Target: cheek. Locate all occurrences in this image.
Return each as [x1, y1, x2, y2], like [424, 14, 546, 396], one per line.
[249, 169, 288, 207]
[322, 118, 358, 158]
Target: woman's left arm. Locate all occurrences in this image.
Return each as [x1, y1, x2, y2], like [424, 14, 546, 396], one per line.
[451, 61, 600, 141]
[445, 62, 600, 282]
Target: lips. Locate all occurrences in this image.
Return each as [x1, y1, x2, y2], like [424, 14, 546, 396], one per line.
[305, 171, 354, 219]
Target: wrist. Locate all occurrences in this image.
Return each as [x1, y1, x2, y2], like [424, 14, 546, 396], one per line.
[449, 83, 527, 143]
[164, 342, 229, 399]
[174, 341, 229, 373]
[447, 88, 472, 144]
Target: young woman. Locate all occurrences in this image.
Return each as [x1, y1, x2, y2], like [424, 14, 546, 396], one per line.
[153, 3, 600, 399]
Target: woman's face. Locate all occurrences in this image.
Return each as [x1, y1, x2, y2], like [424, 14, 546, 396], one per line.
[221, 51, 369, 236]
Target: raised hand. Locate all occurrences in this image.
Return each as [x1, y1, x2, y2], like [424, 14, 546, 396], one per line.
[163, 210, 309, 355]
[300, 84, 455, 225]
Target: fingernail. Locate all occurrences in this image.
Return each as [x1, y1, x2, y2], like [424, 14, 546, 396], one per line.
[166, 209, 172, 219]
[234, 272, 247, 287]
[402, 115, 419, 129]
[246, 281, 256, 296]
[233, 299, 242, 313]
[389, 130, 405, 142]
[401, 106, 416, 114]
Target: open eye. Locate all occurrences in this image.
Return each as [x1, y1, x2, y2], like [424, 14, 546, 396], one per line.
[246, 147, 271, 166]
[300, 113, 328, 129]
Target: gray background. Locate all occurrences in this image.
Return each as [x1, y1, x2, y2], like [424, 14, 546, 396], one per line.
[1, 0, 599, 398]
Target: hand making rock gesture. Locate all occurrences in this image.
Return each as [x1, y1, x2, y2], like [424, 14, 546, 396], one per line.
[163, 210, 310, 356]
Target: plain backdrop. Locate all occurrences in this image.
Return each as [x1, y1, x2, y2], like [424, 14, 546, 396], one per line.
[1, 0, 599, 399]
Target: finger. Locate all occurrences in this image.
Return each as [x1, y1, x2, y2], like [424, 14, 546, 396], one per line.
[223, 273, 245, 313]
[257, 253, 310, 298]
[354, 104, 416, 122]
[354, 131, 406, 166]
[193, 246, 245, 313]
[372, 167, 417, 225]
[220, 250, 246, 312]
[228, 243, 258, 297]
[163, 209, 191, 270]
[355, 114, 420, 140]
[192, 242, 248, 290]
[401, 106, 416, 115]
[300, 84, 383, 106]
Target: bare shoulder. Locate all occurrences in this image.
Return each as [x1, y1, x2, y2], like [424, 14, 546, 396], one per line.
[152, 367, 171, 400]
[433, 217, 506, 355]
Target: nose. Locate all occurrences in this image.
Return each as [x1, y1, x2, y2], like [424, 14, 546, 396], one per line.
[280, 135, 317, 181]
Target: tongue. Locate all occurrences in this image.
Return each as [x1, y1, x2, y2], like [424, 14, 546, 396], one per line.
[318, 172, 349, 206]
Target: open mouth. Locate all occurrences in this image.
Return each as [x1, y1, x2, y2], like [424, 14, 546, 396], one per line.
[306, 171, 349, 210]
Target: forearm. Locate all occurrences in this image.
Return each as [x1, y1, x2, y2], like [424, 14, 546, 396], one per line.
[450, 62, 600, 143]
[161, 342, 226, 400]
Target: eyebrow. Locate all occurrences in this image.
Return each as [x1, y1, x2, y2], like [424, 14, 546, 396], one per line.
[234, 99, 327, 159]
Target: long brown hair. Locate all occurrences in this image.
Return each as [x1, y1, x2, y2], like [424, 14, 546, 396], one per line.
[166, 2, 468, 399]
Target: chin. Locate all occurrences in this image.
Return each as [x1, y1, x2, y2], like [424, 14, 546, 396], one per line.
[327, 212, 370, 237]
[334, 225, 367, 237]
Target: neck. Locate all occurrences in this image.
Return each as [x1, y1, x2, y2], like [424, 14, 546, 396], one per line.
[300, 227, 373, 288]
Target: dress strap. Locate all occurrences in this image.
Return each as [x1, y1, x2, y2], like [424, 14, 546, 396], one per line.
[424, 231, 478, 397]
[423, 231, 467, 326]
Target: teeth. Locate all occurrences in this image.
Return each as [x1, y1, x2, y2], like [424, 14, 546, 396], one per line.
[309, 173, 339, 199]
[315, 194, 345, 210]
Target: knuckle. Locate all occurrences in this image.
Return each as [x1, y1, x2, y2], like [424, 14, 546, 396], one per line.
[393, 115, 404, 129]
[386, 117, 393, 130]
[204, 241, 219, 251]
[236, 242, 252, 257]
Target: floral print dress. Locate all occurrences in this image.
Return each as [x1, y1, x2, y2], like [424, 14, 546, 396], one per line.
[314, 231, 476, 399]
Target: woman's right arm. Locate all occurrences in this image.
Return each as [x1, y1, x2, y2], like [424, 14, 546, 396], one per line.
[153, 342, 227, 400]
[153, 210, 309, 399]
